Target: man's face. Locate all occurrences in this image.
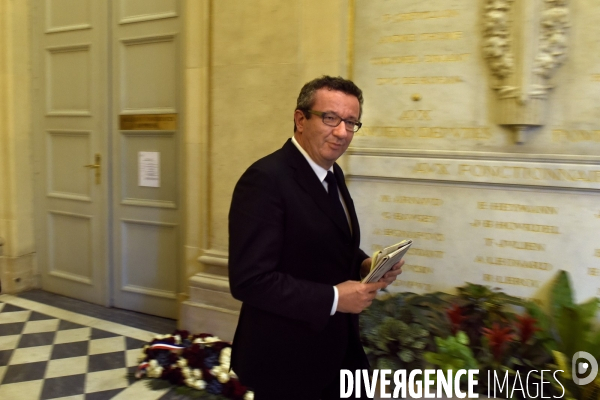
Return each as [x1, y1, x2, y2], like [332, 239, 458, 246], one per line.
[294, 88, 360, 170]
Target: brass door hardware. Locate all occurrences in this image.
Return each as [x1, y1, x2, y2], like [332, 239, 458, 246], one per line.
[84, 153, 101, 184]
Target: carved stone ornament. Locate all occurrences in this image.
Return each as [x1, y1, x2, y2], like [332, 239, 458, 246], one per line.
[483, 0, 570, 144]
[483, 0, 514, 79]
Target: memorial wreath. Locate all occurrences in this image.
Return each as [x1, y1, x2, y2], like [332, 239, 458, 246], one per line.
[134, 330, 253, 400]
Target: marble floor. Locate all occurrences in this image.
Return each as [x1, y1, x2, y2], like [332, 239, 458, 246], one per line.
[0, 290, 191, 400]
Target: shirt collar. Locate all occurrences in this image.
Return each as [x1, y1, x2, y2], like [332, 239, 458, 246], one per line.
[291, 136, 332, 183]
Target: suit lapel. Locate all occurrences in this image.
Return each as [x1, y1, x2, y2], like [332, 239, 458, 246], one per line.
[283, 140, 352, 239]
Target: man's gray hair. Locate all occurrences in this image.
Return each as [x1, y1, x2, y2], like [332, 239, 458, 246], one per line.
[294, 76, 363, 132]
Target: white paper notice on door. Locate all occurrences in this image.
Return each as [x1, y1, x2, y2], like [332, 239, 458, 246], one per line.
[139, 151, 160, 187]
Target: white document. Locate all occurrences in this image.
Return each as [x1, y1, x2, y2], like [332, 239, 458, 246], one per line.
[139, 151, 160, 187]
[361, 239, 413, 283]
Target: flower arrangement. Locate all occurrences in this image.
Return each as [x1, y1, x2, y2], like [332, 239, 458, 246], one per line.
[135, 330, 253, 400]
[360, 272, 596, 399]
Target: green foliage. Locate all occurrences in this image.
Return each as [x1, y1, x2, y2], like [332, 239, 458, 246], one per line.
[456, 282, 523, 349]
[360, 291, 455, 371]
[523, 301, 555, 349]
[549, 271, 600, 357]
[424, 331, 478, 372]
[362, 271, 600, 400]
[548, 271, 600, 400]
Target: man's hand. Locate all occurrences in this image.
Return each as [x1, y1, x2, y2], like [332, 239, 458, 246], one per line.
[379, 260, 404, 288]
[360, 258, 405, 289]
[335, 280, 387, 313]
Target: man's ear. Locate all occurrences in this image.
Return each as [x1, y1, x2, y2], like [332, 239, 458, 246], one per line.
[294, 110, 306, 133]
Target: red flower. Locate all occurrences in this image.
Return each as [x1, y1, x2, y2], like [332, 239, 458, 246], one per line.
[202, 367, 214, 381]
[211, 342, 231, 352]
[151, 336, 176, 345]
[182, 343, 206, 368]
[161, 366, 185, 385]
[447, 304, 466, 334]
[172, 330, 190, 340]
[193, 333, 215, 340]
[482, 323, 515, 361]
[516, 313, 541, 344]
[222, 378, 248, 400]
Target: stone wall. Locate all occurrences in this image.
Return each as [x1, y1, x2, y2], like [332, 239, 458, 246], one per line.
[0, 0, 37, 294]
[347, 0, 600, 303]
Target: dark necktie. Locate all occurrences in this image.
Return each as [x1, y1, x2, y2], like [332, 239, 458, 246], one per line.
[325, 171, 350, 236]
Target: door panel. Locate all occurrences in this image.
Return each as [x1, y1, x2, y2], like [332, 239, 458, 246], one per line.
[47, 46, 91, 114]
[119, 0, 178, 24]
[46, 0, 91, 32]
[35, 0, 109, 305]
[112, 0, 181, 318]
[47, 211, 94, 284]
[121, 37, 178, 111]
[47, 131, 92, 199]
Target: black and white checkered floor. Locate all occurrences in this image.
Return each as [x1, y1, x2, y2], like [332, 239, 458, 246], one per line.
[0, 292, 183, 399]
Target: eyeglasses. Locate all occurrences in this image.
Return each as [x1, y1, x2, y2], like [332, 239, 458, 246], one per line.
[306, 110, 362, 133]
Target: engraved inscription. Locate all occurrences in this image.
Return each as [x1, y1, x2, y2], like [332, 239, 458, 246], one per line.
[413, 163, 450, 175]
[371, 56, 420, 65]
[407, 248, 444, 259]
[423, 54, 470, 63]
[483, 274, 541, 288]
[419, 32, 463, 41]
[404, 264, 434, 274]
[382, 10, 460, 23]
[592, 74, 600, 82]
[477, 202, 558, 214]
[484, 238, 546, 251]
[379, 34, 416, 43]
[553, 129, 600, 143]
[470, 220, 560, 234]
[399, 110, 432, 121]
[370, 54, 469, 65]
[595, 249, 600, 257]
[381, 212, 438, 223]
[392, 280, 433, 291]
[358, 126, 491, 140]
[459, 165, 600, 183]
[373, 228, 445, 241]
[379, 31, 463, 44]
[379, 195, 443, 206]
[588, 268, 600, 276]
[377, 77, 462, 85]
[475, 256, 553, 271]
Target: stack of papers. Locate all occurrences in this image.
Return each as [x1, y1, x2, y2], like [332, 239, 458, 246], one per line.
[361, 239, 413, 283]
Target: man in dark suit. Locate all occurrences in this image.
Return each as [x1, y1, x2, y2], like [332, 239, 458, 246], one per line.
[228, 76, 403, 399]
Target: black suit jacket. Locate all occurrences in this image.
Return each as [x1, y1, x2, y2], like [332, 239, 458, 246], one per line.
[228, 139, 369, 394]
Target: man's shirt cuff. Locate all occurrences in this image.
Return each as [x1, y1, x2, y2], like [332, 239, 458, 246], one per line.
[330, 286, 339, 315]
